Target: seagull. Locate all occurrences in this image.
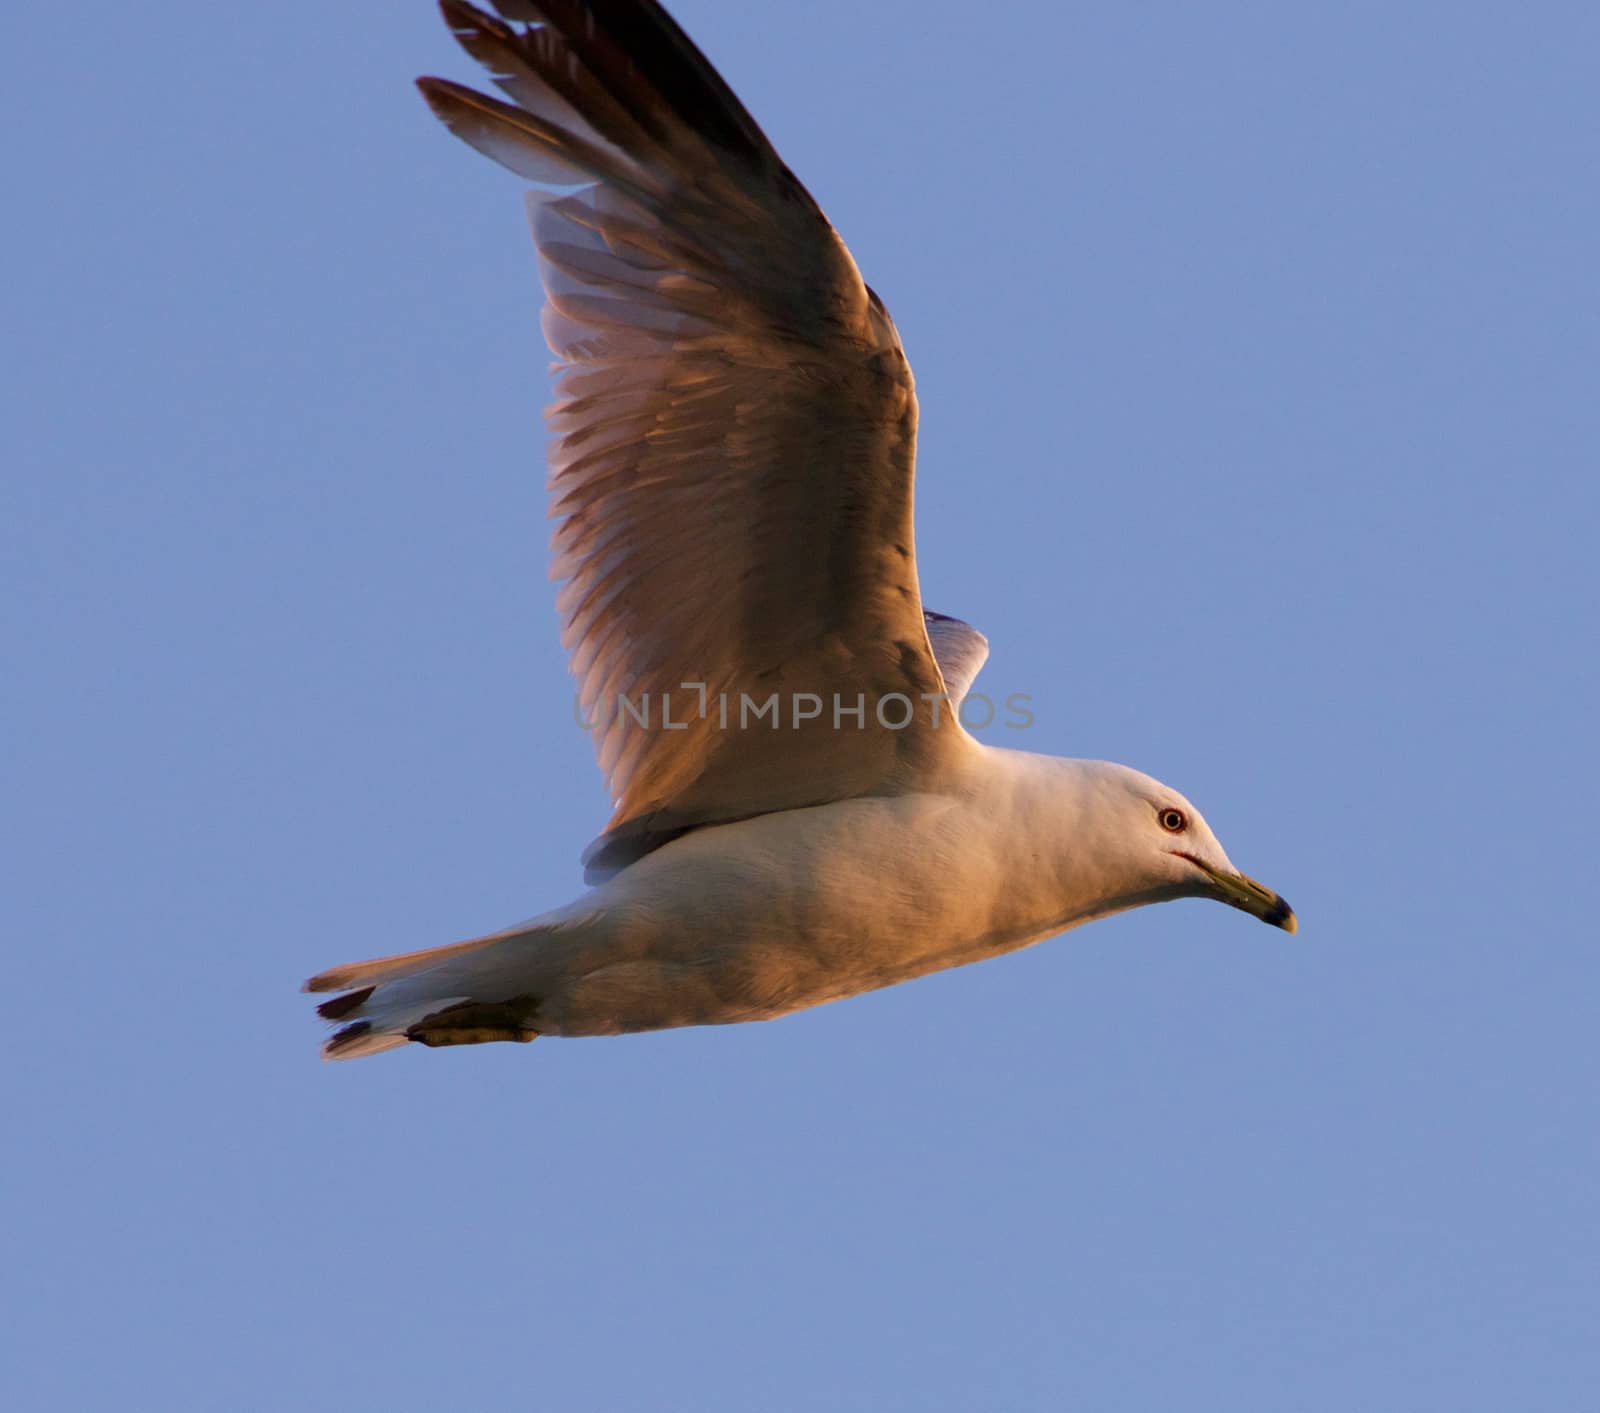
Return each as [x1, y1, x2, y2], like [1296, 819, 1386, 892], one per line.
[306, 0, 1295, 1059]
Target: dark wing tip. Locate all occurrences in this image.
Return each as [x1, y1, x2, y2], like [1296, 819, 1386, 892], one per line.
[415, 74, 463, 107]
[316, 986, 377, 1021]
[324, 1021, 375, 1057]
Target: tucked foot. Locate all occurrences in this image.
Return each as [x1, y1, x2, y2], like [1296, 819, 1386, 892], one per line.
[405, 998, 540, 1048]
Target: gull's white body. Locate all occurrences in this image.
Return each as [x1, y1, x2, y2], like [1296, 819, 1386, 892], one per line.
[518, 752, 1223, 1035]
[305, 1, 1292, 1059]
[542, 752, 1104, 1035]
[315, 745, 1249, 1056]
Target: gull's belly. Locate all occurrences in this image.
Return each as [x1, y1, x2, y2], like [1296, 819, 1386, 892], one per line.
[532, 792, 1060, 1036]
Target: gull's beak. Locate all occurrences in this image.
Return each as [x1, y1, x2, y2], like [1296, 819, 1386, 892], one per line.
[1178, 853, 1297, 933]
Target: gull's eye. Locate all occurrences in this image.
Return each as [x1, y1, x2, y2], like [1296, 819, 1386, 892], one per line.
[1158, 808, 1187, 834]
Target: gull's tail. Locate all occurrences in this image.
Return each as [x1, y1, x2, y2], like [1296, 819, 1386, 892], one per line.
[303, 917, 566, 1060]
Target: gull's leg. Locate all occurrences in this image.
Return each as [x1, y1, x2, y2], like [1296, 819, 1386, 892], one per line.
[405, 996, 541, 1047]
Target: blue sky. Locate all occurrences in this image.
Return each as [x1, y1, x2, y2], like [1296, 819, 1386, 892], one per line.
[5, 1, 1596, 1407]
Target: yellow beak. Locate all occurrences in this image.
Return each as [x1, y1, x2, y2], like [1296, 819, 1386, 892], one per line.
[1182, 855, 1297, 933]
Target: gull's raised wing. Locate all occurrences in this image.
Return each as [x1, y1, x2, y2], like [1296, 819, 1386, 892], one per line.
[922, 611, 989, 709]
[420, 1, 970, 879]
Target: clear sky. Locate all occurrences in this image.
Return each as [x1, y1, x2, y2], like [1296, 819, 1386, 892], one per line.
[5, 2, 1597, 1408]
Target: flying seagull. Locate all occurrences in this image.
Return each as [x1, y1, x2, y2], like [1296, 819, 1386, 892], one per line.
[306, 0, 1295, 1059]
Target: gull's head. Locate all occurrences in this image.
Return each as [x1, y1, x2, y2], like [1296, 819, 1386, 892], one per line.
[1083, 763, 1296, 933]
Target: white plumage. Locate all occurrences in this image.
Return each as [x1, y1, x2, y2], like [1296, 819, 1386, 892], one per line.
[306, 0, 1294, 1060]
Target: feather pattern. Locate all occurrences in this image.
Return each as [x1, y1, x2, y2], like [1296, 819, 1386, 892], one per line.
[301, 0, 1295, 1062]
[421, 1, 972, 879]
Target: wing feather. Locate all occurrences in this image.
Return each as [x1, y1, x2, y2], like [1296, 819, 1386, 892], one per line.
[923, 611, 990, 707]
[421, 1, 973, 879]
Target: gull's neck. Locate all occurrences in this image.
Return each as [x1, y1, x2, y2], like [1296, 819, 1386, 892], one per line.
[950, 744, 1186, 945]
